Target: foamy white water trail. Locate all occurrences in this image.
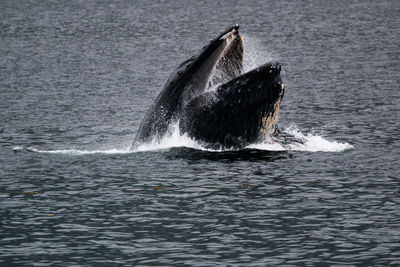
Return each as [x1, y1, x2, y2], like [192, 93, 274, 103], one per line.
[248, 126, 353, 152]
[13, 146, 131, 155]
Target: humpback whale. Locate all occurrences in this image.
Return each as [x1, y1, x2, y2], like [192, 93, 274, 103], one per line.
[133, 25, 285, 150]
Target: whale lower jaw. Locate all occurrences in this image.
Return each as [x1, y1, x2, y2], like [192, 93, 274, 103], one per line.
[180, 62, 284, 150]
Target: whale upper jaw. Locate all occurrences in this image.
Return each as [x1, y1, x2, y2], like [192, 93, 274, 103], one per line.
[133, 26, 244, 145]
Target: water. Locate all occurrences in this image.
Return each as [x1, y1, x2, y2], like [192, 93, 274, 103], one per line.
[1, 0, 399, 265]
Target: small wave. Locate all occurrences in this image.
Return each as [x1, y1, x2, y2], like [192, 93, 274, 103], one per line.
[249, 126, 353, 152]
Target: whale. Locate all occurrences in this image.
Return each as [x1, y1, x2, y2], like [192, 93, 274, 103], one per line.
[180, 62, 284, 149]
[133, 25, 285, 150]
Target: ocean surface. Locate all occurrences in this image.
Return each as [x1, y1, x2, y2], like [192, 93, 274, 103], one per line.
[1, 0, 399, 266]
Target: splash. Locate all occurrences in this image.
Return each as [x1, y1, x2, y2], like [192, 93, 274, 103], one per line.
[135, 124, 353, 153]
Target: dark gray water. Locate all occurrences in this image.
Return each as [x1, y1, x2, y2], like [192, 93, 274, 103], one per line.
[1, 0, 399, 266]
